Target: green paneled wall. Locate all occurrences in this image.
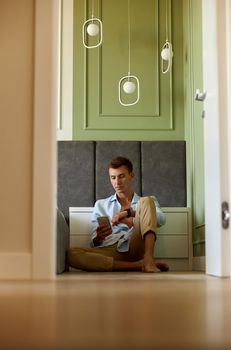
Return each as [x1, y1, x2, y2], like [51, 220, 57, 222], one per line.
[73, 0, 184, 140]
[183, 0, 205, 257]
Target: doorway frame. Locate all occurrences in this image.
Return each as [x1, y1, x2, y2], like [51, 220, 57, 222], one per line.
[202, 0, 231, 277]
[32, 0, 60, 278]
[32, 0, 231, 278]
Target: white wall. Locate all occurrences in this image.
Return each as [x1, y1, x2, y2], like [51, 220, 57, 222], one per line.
[0, 0, 57, 279]
[0, 0, 34, 278]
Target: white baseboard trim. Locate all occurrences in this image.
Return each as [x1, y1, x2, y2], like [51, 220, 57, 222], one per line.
[193, 256, 205, 271]
[0, 253, 32, 279]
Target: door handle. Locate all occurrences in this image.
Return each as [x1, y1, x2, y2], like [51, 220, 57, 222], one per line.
[195, 89, 207, 102]
[222, 202, 230, 229]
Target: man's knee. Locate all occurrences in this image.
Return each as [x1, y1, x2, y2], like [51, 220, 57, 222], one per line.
[140, 196, 153, 204]
[138, 196, 156, 211]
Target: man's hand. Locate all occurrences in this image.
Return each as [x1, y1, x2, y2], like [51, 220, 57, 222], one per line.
[95, 223, 112, 244]
[112, 211, 134, 228]
[111, 212, 122, 225]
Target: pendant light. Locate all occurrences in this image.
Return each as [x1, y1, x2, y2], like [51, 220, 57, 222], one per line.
[82, 0, 103, 49]
[161, 0, 173, 74]
[119, 0, 140, 106]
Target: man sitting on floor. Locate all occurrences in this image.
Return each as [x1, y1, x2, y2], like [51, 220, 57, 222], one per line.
[67, 156, 169, 273]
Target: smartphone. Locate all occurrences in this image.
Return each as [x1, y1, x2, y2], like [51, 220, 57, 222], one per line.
[97, 216, 111, 227]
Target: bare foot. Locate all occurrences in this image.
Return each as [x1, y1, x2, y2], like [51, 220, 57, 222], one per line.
[142, 255, 160, 273]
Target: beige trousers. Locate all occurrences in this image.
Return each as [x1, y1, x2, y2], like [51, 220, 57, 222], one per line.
[67, 197, 157, 271]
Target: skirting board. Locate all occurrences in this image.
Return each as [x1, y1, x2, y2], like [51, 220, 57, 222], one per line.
[0, 253, 32, 279]
[193, 256, 205, 272]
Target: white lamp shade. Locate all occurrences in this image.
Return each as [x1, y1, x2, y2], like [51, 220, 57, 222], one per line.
[123, 81, 136, 94]
[87, 23, 99, 36]
[161, 47, 173, 60]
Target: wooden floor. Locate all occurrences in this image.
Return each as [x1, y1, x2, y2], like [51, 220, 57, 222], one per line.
[0, 272, 231, 350]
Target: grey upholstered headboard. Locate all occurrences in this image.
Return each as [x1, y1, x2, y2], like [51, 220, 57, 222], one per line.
[57, 141, 186, 223]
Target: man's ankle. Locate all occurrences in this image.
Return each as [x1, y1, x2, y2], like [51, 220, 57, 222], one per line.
[144, 230, 157, 241]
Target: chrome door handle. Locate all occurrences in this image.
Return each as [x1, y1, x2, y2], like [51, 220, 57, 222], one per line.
[195, 89, 207, 102]
[222, 202, 230, 229]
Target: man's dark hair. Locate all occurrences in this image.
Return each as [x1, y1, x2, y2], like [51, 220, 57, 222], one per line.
[108, 156, 133, 173]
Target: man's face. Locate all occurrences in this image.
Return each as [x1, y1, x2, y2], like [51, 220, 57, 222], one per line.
[109, 166, 134, 195]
